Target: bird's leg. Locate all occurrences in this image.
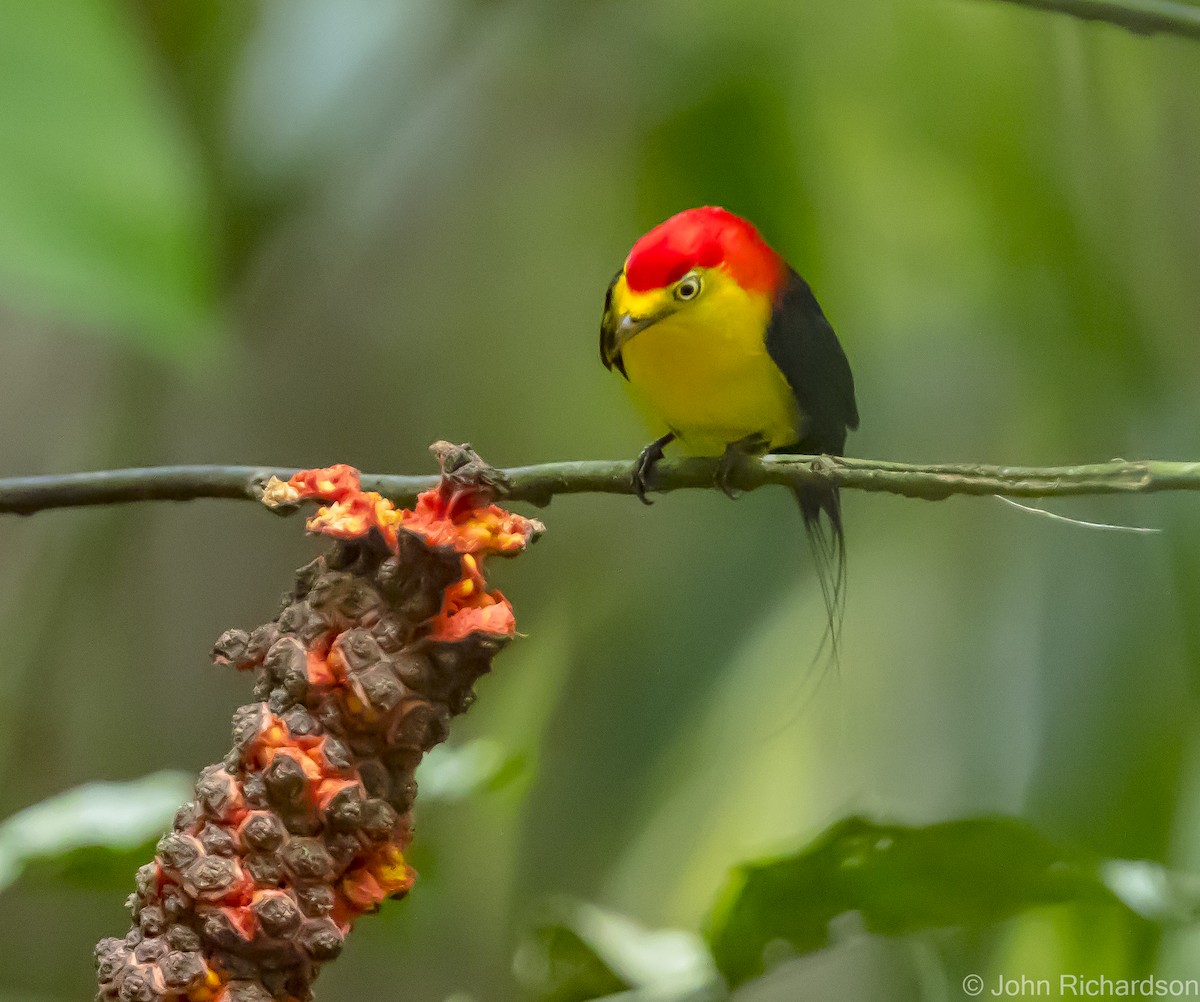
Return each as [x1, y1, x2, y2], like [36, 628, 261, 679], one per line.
[716, 433, 770, 500]
[632, 432, 675, 505]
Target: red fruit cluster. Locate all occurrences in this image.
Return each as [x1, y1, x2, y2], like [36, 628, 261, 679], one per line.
[96, 451, 541, 1002]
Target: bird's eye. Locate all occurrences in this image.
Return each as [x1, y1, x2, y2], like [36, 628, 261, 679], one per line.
[674, 274, 702, 301]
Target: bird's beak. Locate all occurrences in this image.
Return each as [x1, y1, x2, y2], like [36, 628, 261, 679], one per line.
[603, 310, 669, 364]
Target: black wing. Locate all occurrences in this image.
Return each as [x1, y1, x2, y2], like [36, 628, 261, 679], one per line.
[765, 267, 859, 457]
[599, 269, 628, 379]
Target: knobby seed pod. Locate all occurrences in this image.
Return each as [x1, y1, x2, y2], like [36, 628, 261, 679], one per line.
[96, 448, 542, 1002]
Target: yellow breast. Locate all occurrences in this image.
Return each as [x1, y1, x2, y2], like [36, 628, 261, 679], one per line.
[619, 278, 801, 456]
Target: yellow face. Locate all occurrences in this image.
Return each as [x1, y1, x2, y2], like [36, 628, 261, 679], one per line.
[602, 266, 742, 367]
[611, 268, 702, 328]
[600, 264, 800, 455]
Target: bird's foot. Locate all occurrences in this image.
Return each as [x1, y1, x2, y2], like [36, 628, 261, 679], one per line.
[632, 433, 675, 505]
[716, 434, 769, 499]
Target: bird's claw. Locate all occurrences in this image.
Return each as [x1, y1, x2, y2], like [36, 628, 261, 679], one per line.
[715, 453, 742, 500]
[633, 457, 655, 505]
[715, 434, 768, 500]
[632, 433, 674, 505]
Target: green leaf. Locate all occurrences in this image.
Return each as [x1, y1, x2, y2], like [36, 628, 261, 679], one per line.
[417, 739, 526, 803]
[515, 920, 631, 1002]
[0, 0, 219, 358]
[15, 840, 162, 892]
[706, 815, 1129, 987]
[515, 900, 720, 1002]
[0, 771, 190, 893]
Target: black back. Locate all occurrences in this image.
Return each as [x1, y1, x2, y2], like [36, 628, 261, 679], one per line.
[764, 267, 859, 457]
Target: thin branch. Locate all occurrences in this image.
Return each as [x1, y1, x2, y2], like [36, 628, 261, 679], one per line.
[3, 455, 1200, 516]
[982, 0, 1200, 41]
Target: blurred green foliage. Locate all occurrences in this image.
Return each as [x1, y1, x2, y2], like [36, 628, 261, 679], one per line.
[2, 1, 1200, 1000]
[706, 816, 1143, 988]
[0, 773, 191, 893]
[0, 2, 219, 358]
[517, 899, 717, 1002]
[519, 816, 1200, 999]
[517, 921, 634, 1002]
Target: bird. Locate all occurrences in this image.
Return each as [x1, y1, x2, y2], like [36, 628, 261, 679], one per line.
[600, 205, 859, 641]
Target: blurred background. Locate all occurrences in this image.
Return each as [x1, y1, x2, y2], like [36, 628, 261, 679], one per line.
[2, 1, 1199, 999]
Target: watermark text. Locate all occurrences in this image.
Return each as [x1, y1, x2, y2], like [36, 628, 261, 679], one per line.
[962, 973, 1200, 997]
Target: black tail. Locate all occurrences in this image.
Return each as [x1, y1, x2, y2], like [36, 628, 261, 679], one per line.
[792, 481, 848, 666]
[762, 267, 858, 664]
